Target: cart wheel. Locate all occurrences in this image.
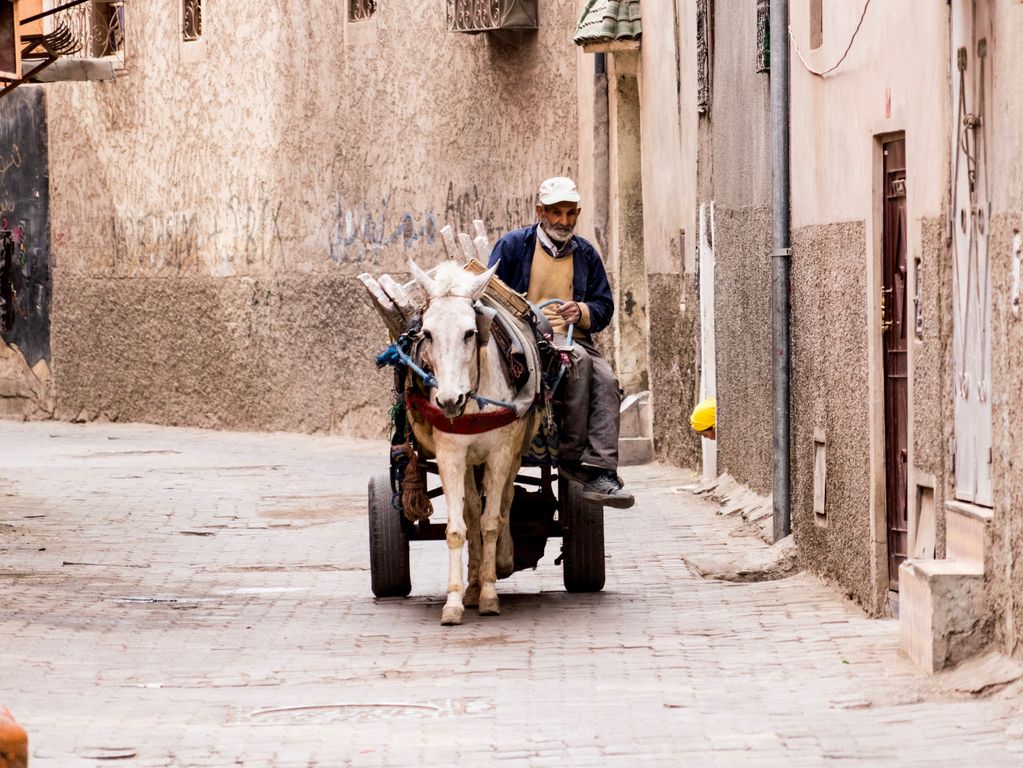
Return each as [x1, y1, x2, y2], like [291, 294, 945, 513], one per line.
[559, 475, 606, 592]
[368, 472, 411, 598]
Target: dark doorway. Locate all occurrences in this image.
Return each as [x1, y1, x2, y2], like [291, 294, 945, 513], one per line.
[882, 136, 909, 590]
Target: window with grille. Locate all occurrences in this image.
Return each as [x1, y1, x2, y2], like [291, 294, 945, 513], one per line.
[94, 1, 125, 56]
[182, 0, 201, 42]
[349, 0, 375, 22]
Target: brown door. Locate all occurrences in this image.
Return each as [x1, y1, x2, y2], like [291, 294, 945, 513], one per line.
[882, 137, 909, 590]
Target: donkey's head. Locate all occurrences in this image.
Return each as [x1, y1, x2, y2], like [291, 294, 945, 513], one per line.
[409, 258, 497, 419]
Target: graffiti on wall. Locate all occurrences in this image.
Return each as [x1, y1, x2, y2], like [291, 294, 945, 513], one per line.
[107, 192, 285, 276]
[328, 193, 440, 264]
[327, 182, 537, 264]
[98, 181, 540, 273]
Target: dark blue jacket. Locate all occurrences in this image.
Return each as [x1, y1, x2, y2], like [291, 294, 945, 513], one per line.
[487, 224, 615, 334]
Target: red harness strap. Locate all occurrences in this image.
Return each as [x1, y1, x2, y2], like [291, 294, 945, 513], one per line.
[406, 391, 519, 435]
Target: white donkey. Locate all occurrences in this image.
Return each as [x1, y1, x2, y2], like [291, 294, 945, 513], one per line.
[406, 258, 540, 625]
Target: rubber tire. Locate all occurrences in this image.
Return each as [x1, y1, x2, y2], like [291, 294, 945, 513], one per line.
[368, 472, 412, 598]
[559, 475, 606, 592]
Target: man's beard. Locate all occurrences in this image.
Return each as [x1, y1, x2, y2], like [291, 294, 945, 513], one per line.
[542, 221, 575, 244]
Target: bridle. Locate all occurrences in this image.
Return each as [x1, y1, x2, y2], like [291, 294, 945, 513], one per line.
[403, 294, 518, 413]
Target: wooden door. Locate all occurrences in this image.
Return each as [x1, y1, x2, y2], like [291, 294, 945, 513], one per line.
[882, 138, 909, 589]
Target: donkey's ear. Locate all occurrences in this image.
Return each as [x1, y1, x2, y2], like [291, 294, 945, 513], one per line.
[468, 262, 498, 302]
[408, 257, 439, 299]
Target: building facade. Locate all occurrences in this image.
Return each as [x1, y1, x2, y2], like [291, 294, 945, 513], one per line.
[0, 0, 584, 434]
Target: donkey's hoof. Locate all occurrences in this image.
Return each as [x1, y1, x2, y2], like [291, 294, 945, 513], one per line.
[478, 595, 500, 616]
[464, 584, 481, 608]
[496, 560, 514, 580]
[441, 605, 464, 625]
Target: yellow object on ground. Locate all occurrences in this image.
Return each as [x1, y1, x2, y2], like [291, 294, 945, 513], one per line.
[690, 397, 716, 432]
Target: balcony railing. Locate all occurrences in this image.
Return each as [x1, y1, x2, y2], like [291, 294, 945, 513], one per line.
[447, 0, 538, 34]
[41, 0, 125, 62]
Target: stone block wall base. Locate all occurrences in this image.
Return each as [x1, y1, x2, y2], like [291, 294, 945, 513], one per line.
[0, 706, 28, 768]
[899, 559, 986, 673]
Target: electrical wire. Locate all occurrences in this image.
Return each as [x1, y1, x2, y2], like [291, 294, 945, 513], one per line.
[790, 0, 873, 78]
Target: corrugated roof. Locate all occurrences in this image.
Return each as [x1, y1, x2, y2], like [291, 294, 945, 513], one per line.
[573, 0, 641, 46]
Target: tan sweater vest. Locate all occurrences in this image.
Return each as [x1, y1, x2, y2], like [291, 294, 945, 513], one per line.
[525, 239, 591, 334]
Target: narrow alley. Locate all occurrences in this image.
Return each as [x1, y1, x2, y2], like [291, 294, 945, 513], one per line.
[2, 420, 1021, 767]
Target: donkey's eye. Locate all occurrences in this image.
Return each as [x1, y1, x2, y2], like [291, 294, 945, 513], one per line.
[464, 330, 476, 342]
[422, 330, 432, 342]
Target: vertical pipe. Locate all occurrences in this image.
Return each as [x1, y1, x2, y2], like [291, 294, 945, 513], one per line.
[771, 0, 792, 541]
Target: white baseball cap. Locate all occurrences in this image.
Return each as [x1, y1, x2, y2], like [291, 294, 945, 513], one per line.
[538, 176, 581, 206]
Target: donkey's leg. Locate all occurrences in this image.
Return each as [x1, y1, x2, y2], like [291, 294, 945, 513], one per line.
[479, 454, 514, 616]
[463, 469, 483, 608]
[438, 453, 468, 626]
[496, 469, 517, 580]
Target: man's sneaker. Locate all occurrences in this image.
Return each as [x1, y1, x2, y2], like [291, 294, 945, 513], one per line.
[581, 470, 635, 509]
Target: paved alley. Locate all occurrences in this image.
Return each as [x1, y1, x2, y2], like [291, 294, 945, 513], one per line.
[1, 420, 1021, 767]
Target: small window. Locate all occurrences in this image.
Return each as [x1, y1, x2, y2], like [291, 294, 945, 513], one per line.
[182, 0, 202, 42]
[349, 0, 376, 22]
[93, 0, 125, 57]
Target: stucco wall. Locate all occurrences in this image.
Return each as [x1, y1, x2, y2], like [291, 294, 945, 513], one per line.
[910, 217, 953, 560]
[649, 274, 700, 468]
[787, 0, 950, 610]
[987, 214, 1023, 655]
[983, 2, 1023, 659]
[790, 221, 875, 609]
[45, 0, 582, 435]
[636, 0, 699, 465]
[704, 0, 772, 494]
[713, 206, 772, 495]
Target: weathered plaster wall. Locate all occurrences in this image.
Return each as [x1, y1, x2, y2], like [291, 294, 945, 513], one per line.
[789, 1, 947, 227]
[704, 0, 772, 495]
[987, 215, 1023, 656]
[45, 0, 581, 435]
[713, 206, 772, 495]
[788, 0, 950, 610]
[790, 221, 875, 609]
[649, 274, 699, 469]
[910, 217, 953, 560]
[982, 1, 1023, 659]
[634, 0, 699, 466]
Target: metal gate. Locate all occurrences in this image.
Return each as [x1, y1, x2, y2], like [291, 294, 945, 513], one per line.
[882, 137, 909, 589]
[950, 0, 993, 507]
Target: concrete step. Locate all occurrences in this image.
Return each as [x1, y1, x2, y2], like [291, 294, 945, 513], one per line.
[899, 559, 986, 673]
[945, 500, 992, 567]
[619, 436, 654, 466]
[619, 391, 651, 440]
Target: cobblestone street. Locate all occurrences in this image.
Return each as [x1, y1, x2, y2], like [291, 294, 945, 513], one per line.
[1, 420, 1022, 767]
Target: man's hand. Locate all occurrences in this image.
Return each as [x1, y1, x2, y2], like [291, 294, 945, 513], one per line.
[556, 301, 583, 325]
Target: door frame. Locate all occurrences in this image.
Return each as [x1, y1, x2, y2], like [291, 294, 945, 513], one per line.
[867, 130, 910, 612]
[880, 136, 910, 591]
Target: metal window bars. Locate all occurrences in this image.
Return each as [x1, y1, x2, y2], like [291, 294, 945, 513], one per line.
[38, 0, 125, 60]
[447, 0, 538, 33]
[349, 0, 375, 22]
[182, 0, 201, 42]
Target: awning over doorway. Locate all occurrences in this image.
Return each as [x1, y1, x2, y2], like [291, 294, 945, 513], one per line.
[573, 0, 641, 47]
